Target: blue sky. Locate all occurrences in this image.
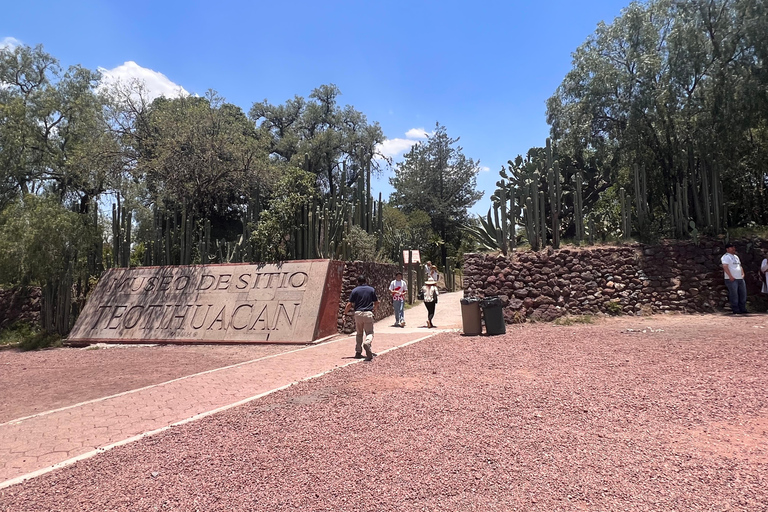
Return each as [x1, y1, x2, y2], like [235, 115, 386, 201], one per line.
[2, 0, 630, 215]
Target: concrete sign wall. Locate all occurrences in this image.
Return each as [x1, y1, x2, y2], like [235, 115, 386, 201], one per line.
[68, 260, 344, 344]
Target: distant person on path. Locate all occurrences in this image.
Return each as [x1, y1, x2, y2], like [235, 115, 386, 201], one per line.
[425, 261, 433, 279]
[721, 243, 747, 314]
[422, 277, 439, 328]
[429, 264, 439, 284]
[761, 250, 768, 295]
[389, 271, 407, 327]
[343, 275, 379, 360]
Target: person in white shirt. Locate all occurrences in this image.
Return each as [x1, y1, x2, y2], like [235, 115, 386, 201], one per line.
[721, 243, 747, 314]
[429, 265, 439, 284]
[389, 272, 408, 327]
[421, 278, 439, 328]
[760, 251, 768, 295]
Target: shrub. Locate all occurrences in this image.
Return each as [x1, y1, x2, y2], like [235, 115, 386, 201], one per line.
[0, 323, 61, 350]
[554, 315, 595, 325]
[605, 301, 623, 316]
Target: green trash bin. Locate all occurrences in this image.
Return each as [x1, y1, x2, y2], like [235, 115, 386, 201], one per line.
[481, 297, 506, 335]
[460, 297, 482, 335]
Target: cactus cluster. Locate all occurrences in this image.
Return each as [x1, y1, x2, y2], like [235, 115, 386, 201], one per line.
[106, 155, 384, 268]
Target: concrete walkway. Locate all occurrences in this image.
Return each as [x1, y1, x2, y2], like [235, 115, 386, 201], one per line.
[0, 291, 464, 489]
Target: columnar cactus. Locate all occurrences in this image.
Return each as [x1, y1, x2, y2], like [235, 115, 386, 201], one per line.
[574, 172, 584, 243]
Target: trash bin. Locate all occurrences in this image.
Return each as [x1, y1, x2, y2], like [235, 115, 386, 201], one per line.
[460, 297, 482, 335]
[481, 297, 506, 335]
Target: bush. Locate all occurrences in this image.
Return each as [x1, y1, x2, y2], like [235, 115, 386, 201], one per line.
[0, 323, 61, 351]
[554, 315, 594, 325]
[605, 301, 623, 316]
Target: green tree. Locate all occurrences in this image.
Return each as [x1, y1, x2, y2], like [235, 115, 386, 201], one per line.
[250, 84, 386, 198]
[0, 195, 99, 334]
[547, 0, 768, 235]
[0, 44, 122, 213]
[382, 205, 438, 264]
[389, 123, 483, 265]
[135, 91, 268, 223]
[249, 166, 318, 262]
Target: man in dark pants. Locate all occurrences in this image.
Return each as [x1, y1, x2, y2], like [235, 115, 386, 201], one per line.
[343, 275, 379, 360]
[721, 243, 748, 314]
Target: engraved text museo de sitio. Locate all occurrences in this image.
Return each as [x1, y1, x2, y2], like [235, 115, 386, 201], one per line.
[89, 271, 310, 333]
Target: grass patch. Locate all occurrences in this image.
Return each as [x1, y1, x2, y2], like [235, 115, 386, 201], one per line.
[0, 323, 62, 351]
[554, 315, 595, 326]
[726, 225, 768, 240]
[604, 301, 623, 316]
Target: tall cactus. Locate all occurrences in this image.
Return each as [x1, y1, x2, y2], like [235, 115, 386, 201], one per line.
[574, 172, 584, 243]
[619, 187, 630, 239]
[633, 164, 648, 232]
[524, 196, 539, 251]
[499, 182, 508, 254]
[110, 204, 132, 268]
[547, 165, 562, 249]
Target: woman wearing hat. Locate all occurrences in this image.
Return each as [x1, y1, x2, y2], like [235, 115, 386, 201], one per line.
[422, 277, 439, 328]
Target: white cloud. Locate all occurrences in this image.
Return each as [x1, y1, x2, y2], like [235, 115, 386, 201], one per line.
[480, 166, 490, 172]
[405, 127, 430, 139]
[376, 127, 432, 159]
[378, 138, 420, 159]
[98, 61, 189, 101]
[1, 36, 21, 50]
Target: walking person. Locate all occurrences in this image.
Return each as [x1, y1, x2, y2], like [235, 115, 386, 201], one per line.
[429, 264, 439, 285]
[424, 261, 433, 276]
[389, 271, 407, 327]
[422, 277, 439, 328]
[721, 243, 748, 314]
[343, 275, 379, 360]
[760, 250, 768, 295]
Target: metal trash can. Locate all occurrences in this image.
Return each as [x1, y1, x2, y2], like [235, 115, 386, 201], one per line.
[460, 297, 482, 335]
[481, 297, 506, 335]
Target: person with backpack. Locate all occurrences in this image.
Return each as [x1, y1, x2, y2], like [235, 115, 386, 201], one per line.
[421, 277, 439, 328]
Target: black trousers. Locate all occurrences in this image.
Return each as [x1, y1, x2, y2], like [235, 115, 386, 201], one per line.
[425, 301, 435, 323]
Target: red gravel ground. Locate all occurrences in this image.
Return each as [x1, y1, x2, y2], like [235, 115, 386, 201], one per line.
[0, 344, 297, 422]
[1, 313, 767, 511]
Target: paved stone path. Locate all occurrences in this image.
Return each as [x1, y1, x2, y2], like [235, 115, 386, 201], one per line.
[0, 291, 463, 489]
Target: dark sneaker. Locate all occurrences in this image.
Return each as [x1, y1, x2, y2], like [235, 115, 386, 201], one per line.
[354, 353, 364, 359]
[363, 344, 374, 360]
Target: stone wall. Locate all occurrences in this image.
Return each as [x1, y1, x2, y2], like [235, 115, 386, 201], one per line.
[338, 261, 399, 333]
[0, 287, 41, 330]
[463, 238, 768, 323]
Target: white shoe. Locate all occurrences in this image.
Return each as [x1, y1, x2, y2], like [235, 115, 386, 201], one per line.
[400, 320, 406, 327]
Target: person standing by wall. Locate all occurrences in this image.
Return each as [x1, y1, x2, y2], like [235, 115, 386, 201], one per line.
[721, 243, 748, 314]
[389, 271, 407, 327]
[422, 277, 439, 328]
[343, 275, 379, 360]
[760, 250, 768, 295]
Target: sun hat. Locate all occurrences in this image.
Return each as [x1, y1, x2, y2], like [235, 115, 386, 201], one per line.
[424, 278, 437, 285]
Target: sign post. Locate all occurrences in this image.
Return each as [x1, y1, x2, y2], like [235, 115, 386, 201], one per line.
[402, 249, 421, 304]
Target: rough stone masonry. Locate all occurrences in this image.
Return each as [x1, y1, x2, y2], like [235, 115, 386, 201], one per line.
[463, 237, 768, 323]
